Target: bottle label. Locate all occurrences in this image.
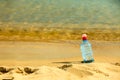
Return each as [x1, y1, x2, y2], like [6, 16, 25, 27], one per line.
[82, 43, 93, 61]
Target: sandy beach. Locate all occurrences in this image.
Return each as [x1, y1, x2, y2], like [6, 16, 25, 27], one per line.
[0, 0, 120, 79]
[0, 41, 120, 80]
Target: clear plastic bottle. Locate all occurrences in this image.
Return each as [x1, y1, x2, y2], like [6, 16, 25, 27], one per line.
[80, 34, 94, 63]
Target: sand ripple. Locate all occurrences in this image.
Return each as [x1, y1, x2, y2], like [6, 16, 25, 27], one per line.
[0, 63, 120, 80]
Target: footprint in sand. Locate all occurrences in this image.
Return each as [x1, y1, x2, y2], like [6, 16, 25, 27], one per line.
[67, 68, 93, 77]
[66, 65, 109, 77]
[91, 68, 109, 76]
[114, 63, 120, 66]
[80, 66, 109, 77]
[0, 67, 14, 74]
[16, 67, 39, 75]
[107, 63, 120, 72]
[24, 67, 39, 74]
[58, 64, 93, 77]
[58, 64, 72, 70]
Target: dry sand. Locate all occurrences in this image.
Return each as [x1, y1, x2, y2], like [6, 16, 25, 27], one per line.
[0, 41, 120, 80]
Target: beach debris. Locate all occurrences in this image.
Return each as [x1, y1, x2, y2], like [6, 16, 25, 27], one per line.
[58, 64, 72, 70]
[0, 67, 14, 74]
[80, 34, 94, 63]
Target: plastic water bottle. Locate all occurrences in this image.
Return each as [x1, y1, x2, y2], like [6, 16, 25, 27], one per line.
[80, 34, 94, 63]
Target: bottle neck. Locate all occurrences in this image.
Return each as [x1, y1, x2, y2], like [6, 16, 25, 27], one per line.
[82, 40, 88, 43]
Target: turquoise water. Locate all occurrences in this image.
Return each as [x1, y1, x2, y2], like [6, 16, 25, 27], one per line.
[0, 0, 120, 24]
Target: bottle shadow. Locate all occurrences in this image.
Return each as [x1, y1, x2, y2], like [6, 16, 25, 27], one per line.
[53, 60, 94, 64]
[52, 61, 82, 64]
